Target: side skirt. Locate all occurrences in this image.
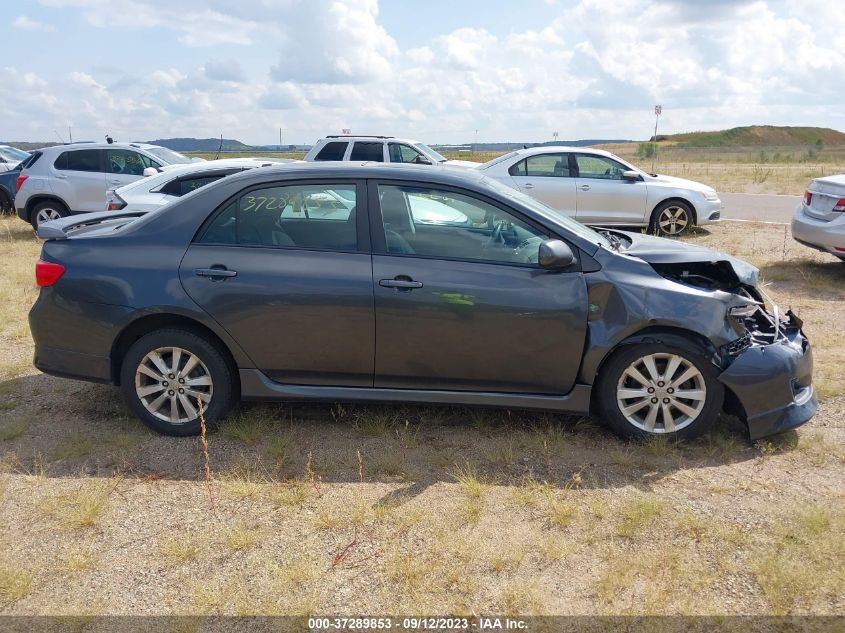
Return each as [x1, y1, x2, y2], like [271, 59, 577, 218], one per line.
[239, 369, 592, 413]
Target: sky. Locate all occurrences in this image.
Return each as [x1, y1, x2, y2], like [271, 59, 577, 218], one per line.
[2, 0, 844, 145]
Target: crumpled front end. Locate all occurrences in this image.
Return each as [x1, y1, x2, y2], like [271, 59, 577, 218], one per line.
[717, 308, 816, 440]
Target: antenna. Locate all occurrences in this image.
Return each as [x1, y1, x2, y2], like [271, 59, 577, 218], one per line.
[68, 126, 73, 144]
[215, 133, 223, 160]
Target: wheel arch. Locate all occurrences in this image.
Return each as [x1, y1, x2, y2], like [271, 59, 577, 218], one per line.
[110, 313, 240, 395]
[25, 194, 70, 218]
[591, 325, 719, 390]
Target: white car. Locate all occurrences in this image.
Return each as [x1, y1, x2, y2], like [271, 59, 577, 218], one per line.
[477, 147, 722, 235]
[791, 174, 845, 262]
[0, 145, 30, 172]
[106, 157, 298, 212]
[304, 135, 480, 168]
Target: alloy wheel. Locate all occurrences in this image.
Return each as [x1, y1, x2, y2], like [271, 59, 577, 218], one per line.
[134, 346, 213, 424]
[657, 206, 689, 235]
[615, 353, 706, 433]
[35, 208, 63, 226]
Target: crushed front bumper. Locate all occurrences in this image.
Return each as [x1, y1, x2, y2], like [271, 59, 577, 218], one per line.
[719, 325, 816, 440]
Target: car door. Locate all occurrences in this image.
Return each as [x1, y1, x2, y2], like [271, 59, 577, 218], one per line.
[106, 149, 159, 191]
[573, 153, 648, 225]
[179, 179, 375, 387]
[52, 149, 107, 212]
[370, 181, 588, 394]
[507, 153, 577, 216]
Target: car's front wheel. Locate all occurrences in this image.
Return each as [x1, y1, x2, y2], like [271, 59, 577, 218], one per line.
[120, 329, 234, 436]
[596, 343, 723, 440]
[30, 200, 68, 229]
[650, 200, 694, 237]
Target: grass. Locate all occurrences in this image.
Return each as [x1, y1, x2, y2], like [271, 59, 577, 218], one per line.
[616, 497, 666, 538]
[224, 525, 262, 551]
[50, 433, 94, 460]
[547, 498, 577, 528]
[0, 417, 30, 441]
[38, 481, 113, 529]
[160, 538, 201, 566]
[0, 563, 34, 602]
[57, 546, 97, 573]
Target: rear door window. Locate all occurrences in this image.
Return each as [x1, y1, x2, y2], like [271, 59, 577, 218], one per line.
[55, 149, 102, 172]
[350, 142, 384, 162]
[106, 149, 157, 176]
[388, 143, 426, 164]
[314, 142, 349, 161]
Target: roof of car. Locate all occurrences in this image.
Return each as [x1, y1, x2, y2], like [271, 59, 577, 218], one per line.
[33, 142, 169, 153]
[223, 160, 487, 187]
[319, 136, 421, 144]
[508, 145, 617, 158]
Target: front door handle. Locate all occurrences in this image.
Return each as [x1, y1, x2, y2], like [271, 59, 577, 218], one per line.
[195, 266, 237, 280]
[522, 183, 535, 189]
[379, 276, 423, 290]
[109, 179, 122, 185]
[579, 184, 591, 191]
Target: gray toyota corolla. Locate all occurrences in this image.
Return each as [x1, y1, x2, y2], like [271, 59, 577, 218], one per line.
[29, 162, 816, 440]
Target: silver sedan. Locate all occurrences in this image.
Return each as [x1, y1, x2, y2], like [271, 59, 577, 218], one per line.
[792, 174, 845, 262]
[476, 146, 722, 236]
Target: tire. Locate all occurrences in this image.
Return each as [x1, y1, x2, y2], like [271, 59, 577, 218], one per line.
[650, 200, 694, 237]
[30, 200, 68, 229]
[0, 190, 12, 214]
[596, 342, 723, 441]
[119, 328, 235, 436]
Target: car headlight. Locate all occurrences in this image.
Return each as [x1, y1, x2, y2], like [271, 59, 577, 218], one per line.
[701, 190, 720, 202]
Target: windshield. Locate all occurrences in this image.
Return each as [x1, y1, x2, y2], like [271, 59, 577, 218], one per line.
[482, 176, 611, 249]
[477, 151, 521, 171]
[145, 147, 193, 165]
[0, 146, 30, 162]
[416, 143, 447, 163]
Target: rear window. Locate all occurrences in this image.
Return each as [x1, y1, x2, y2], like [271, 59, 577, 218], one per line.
[314, 142, 348, 161]
[20, 151, 42, 170]
[55, 149, 101, 172]
[349, 142, 384, 162]
[161, 170, 239, 197]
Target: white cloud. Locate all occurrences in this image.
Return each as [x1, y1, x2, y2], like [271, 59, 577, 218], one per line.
[13, 15, 55, 31]
[7, 0, 845, 144]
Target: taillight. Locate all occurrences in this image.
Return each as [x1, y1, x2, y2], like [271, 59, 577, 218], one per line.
[107, 193, 127, 211]
[16, 174, 28, 192]
[35, 260, 65, 287]
[803, 190, 812, 206]
[833, 198, 845, 212]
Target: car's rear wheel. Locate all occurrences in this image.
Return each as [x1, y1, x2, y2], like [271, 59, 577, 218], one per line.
[30, 201, 68, 229]
[650, 200, 693, 236]
[596, 343, 723, 440]
[120, 329, 234, 436]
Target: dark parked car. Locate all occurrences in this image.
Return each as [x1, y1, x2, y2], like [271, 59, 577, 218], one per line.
[29, 163, 816, 440]
[0, 166, 20, 212]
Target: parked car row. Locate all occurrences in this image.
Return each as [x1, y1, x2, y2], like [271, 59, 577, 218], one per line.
[10, 136, 724, 237]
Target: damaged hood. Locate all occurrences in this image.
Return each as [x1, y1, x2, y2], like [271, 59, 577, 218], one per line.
[615, 230, 759, 287]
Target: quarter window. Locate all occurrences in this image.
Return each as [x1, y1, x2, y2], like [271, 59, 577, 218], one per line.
[199, 184, 357, 251]
[55, 149, 101, 172]
[574, 155, 627, 180]
[314, 142, 348, 161]
[378, 185, 548, 265]
[349, 142, 384, 162]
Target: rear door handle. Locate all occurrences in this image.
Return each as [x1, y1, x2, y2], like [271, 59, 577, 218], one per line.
[195, 267, 237, 279]
[379, 277, 423, 290]
[522, 183, 534, 189]
[579, 184, 591, 191]
[109, 179, 122, 185]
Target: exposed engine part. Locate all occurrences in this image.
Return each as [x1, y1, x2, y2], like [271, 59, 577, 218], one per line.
[650, 260, 742, 291]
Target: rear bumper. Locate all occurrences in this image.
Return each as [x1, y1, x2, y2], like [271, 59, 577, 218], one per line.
[719, 328, 816, 440]
[33, 345, 111, 383]
[791, 206, 845, 255]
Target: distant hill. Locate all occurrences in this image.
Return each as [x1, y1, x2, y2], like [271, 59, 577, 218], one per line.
[146, 138, 255, 152]
[655, 126, 845, 147]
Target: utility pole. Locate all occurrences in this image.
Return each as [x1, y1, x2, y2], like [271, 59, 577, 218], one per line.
[68, 126, 73, 143]
[652, 104, 662, 173]
[474, 129, 478, 152]
[279, 127, 282, 149]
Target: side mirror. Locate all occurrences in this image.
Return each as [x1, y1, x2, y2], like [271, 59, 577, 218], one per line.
[538, 239, 575, 269]
[414, 156, 432, 165]
[622, 170, 642, 181]
[142, 167, 159, 177]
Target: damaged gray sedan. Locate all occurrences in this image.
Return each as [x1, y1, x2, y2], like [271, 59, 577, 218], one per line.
[29, 162, 815, 440]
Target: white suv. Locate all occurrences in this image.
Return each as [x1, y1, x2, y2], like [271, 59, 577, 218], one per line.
[304, 135, 480, 168]
[15, 142, 195, 227]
